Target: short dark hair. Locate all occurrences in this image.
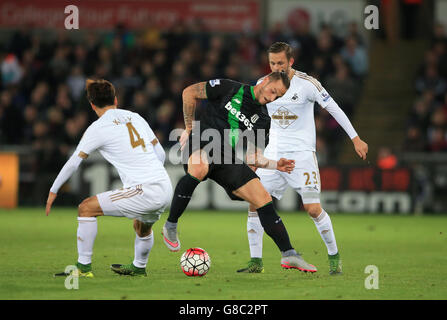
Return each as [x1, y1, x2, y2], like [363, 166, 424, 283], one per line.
[268, 42, 293, 60]
[267, 71, 290, 90]
[86, 79, 116, 108]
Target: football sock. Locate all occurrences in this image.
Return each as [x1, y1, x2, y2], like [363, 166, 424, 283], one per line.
[281, 248, 298, 257]
[164, 220, 177, 230]
[247, 211, 264, 258]
[256, 202, 293, 252]
[167, 173, 201, 223]
[312, 209, 338, 256]
[77, 217, 97, 265]
[133, 231, 154, 268]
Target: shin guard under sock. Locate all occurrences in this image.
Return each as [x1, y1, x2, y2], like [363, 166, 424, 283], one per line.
[256, 202, 293, 252]
[167, 173, 201, 223]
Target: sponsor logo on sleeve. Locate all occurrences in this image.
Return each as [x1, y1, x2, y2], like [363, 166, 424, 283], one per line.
[209, 79, 221, 87]
[321, 91, 331, 102]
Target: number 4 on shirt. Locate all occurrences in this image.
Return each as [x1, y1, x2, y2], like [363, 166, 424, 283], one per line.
[126, 122, 146, 152]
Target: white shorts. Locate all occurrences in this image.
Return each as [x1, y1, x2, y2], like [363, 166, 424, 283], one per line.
[256, 151, 321, 204]
[97, 178, 173, 224]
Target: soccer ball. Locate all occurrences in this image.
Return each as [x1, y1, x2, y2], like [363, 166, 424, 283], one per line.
[180, 247, 211, 277]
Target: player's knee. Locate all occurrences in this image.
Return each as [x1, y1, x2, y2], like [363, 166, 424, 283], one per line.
[78, 199, 93, 217]
[78, 201, 88, 217]
[134, 220, 152, 237]
[249, 203, 257, 213]
[188, 164, 208, 180]
[304, 203, 322, 218]
[255, 190, 272, 209]
[261, 190, 272, 204]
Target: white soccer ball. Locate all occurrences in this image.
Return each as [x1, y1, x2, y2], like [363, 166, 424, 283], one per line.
[180, 247, 211, 277]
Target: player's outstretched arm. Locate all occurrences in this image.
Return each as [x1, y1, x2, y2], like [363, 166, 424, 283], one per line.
[179, 82, 207, 149]
[324, 99, 368, 160]
[246, 146, 295, 173]
[45, 192, 57, 216]
[352, 136, 368, 160]
[45, 152, 86, 216]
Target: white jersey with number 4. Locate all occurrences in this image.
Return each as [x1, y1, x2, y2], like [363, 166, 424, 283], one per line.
[75, 108, 168, 188]
[259, 71, 332, 157]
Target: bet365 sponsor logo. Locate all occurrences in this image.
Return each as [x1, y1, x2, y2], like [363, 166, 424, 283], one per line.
[224, 101, 256, 131]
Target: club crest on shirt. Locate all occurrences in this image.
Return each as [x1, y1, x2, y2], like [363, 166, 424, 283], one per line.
[271, 106, 298, 129]
[251, 114, 259, 123]
[291, 93, 299, 101]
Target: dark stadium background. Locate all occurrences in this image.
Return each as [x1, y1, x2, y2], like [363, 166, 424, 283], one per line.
[0, 0, 446, 214]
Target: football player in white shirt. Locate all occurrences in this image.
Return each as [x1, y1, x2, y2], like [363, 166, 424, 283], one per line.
[237, 42, 368, 275]
[46, 79, 172, 277]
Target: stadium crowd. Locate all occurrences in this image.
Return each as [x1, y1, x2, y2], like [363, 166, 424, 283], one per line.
[404, 23, 447, 152]
[0, 21, 366, 203]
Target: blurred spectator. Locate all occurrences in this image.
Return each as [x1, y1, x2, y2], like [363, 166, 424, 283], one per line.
[403, 126, 426, 152]
[347, 22, 365, 47]
[143, 77, 163, 106]
[415, 65, 446, 98]
[325, 62, 359, 118]
[49, 46, 70, 83]
[8, 27, 32, 59]
[0, 90, 24, 143]
[316, 136, 329, 166]
[416, 49, 439, 78]
[427, 128, 447, 152]
[408, 98, 432, 132]
[22, 104, 38, 143]
[55, 84, 74, 117]
[377, 147, 398, 170]
[66, 65, 86, 102]
[340, 36, 368, 78]
[405, 24, 447, 153]
[1, 54, 23, 85]
[114, 65, 142, 90]
[286, 9, 316, 73]
[30, 81, 50, 111]
[105, 23, 136, 50]
[432, 23, 447, 45]
[154, 99, 176, 146]
[310, 28, 337, 81]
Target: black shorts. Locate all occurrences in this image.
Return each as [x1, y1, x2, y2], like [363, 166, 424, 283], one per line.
[183, 162, 259, 201]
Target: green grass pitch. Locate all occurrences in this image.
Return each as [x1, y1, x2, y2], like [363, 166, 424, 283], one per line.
[0, 208, 446, 300]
